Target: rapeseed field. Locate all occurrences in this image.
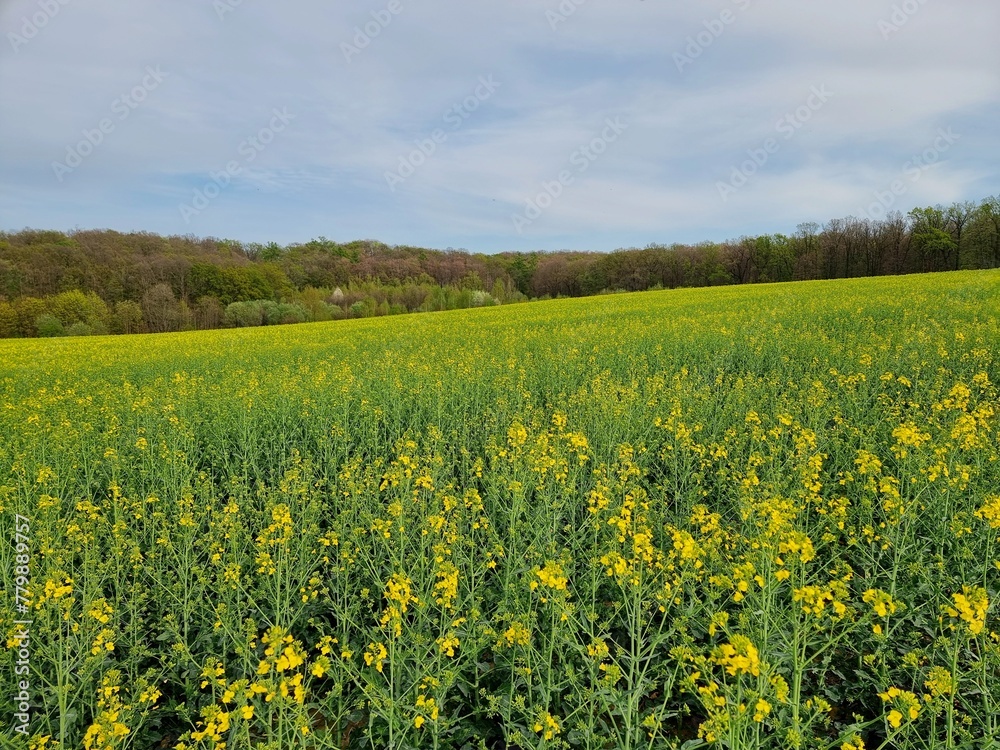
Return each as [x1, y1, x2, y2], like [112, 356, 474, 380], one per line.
[1, 271, 998, 749]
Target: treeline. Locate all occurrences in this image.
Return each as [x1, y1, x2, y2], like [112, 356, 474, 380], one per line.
[0, 235, 518, 337]
[1, 196, 998, 337]
[525, 198, 1000, 296]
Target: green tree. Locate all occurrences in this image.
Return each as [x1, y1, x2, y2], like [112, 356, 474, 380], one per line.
[35, 314, 64, 337]
[111, 300, 144, 335]
[0, 300, 18, 337]
[13, 297, 46, 336]
[491, 277, 507, 303]
[224, 300, 265, 327]
[971, 196, 1000, 267]
[65, 321, 93, 337]
[909, 207, 957, 271]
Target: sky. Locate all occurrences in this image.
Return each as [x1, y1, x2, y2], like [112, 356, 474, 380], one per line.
[1, 0, 998, 253]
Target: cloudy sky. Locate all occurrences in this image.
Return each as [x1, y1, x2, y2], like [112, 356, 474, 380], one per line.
[1, 0, 997, 252]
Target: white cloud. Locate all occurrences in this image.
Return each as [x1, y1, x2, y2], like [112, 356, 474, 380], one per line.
[1, 0, 997, 250]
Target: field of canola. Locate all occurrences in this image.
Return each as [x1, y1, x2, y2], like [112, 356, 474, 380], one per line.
[1, 270, 999, 750]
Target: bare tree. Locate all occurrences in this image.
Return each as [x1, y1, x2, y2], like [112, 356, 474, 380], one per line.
[141, 282, 179, 333]
[946, 200, 979, 270]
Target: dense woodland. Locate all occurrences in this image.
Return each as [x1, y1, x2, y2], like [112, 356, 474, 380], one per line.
[1, 195, 998, 337]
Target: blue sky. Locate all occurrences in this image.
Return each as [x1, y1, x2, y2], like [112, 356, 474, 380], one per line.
[1, 0, 997, 253]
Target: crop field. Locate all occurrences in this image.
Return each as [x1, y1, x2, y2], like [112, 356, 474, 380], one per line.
[1, 271, 999, 750]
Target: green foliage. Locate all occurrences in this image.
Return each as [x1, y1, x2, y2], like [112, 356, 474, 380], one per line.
[224, 300, 266, 327]
[1, 271, 998, 749]
[65, 321, 93, 337]
[34, 313, 64, 337]
[111, 300, 144, 335]
[3, 195, 1000, 340]
[0, 300, 16, 337]
[13, 297, 46, 336]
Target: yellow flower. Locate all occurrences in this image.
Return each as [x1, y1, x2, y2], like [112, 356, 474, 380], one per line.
[276, 643, 305, 672]
[534, 560, 569, 591]
[713, 635, 760, 677]
[770, 674, 790, 703]
[863, 588, 898, 618]
[944, 586, 989, 635]
[433, 563, 459, 610]
[753, 698, 771, 722]
[87, 599, 114, 624]
[879, 686, 920, 728]
[363, 642, 388, 672]
[778, 532, 815, 564]
[437, 634, 460, 657]
[499, 622, 531, 648]
[707, 611, 728, 637]
[533, 712, 560, 741]
[975, 495, 1000, 529]
[379, 573, 419, 636]
[90, 629, 116, 655]
[923, 666, 955, 698]
[311, 656, 330, 677]
[890, 423, 930, 457]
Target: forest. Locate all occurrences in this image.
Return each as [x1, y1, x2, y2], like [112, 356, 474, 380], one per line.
[1, 195, 997, 337]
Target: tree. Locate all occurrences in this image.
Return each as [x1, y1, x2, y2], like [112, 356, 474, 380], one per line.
[177, 300, 195, 331]
[48, 289, 109, 330]
[459, 272, 484, 290]
[194, 296, 224, 329]
[505, 253, 538, 296]
[35, 314, 64, 337]
[970, 196, 1000, 267]
[490, 277, 507, 304]
[141, 283, 180, 333]
[111, 301, 144, 334]
[224, 301, 265, 327]
[945, 200, 979, 270]
[0, 301, 18, 337]
[791, 222, 822, 280]
[910, 207, 957, 271]
[913, 227, 958, 271]
[260, 242, 284, 261]
[723, 239, 755, 284]
[66, 321, 93, 337]
[13, 297, 46, 336]
[752, 234, 794, 282]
